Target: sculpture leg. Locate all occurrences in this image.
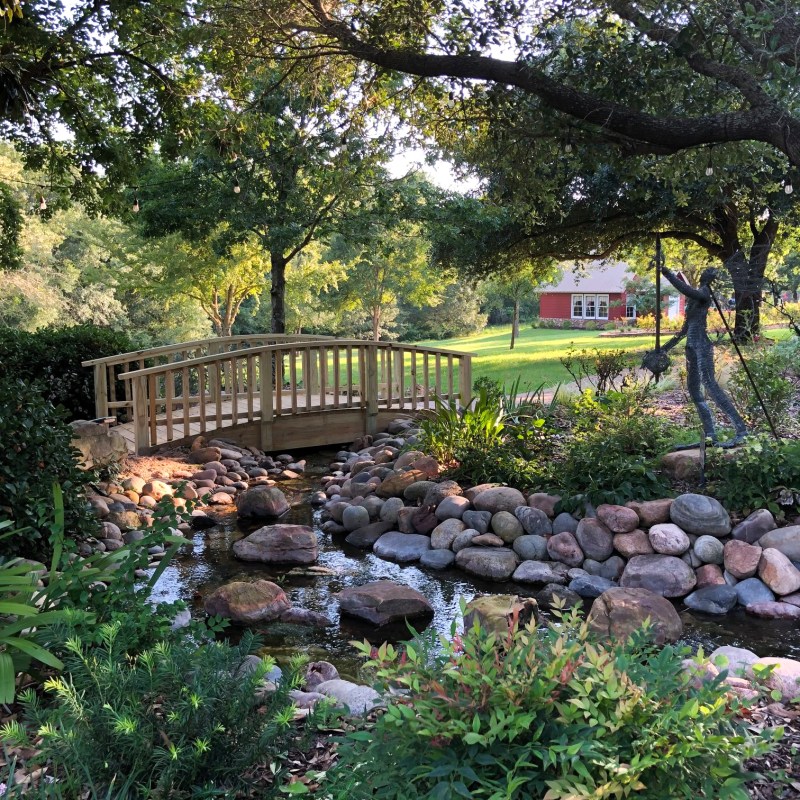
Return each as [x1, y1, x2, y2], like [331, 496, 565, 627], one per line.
[673, 348, 717, 450]
[699, 356, 748, 447]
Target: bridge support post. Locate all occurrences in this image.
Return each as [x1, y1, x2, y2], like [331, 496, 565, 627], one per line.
[93, 364, 108, 419]
[132, 375, 150, 455]
[259, 351, 274, 451]
[366, 344, 379, 435]
[459, 355, 473, 409]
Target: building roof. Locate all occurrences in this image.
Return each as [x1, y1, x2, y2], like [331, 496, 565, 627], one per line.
[542, 260, 632, 293]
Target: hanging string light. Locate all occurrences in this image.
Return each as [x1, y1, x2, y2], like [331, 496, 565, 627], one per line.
[233, 178, 241, 194]
[705, 146, 714, 176]
[132, 194, 140, 213]
[563, 129, 573, 154]
[38, 194, 47, 211]
[447, 90, 455, 108]
[784, 174, 794, 195]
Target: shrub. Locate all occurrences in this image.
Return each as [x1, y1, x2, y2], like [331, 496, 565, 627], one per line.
[0, 378, 98, 558]
[0, 324, 134, 421]
[560, 345, 635, 393]
[706, 435, 800, 517]
[8, 625, 304, 798]
[323, 608, 775, 800]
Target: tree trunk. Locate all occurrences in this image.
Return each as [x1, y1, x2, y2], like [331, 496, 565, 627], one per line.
[270, 252, 287, 334]
[372, 308, 381, 341]
[510, 299, 519, 349]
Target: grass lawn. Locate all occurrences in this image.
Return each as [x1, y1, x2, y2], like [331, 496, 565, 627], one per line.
[416, 325, 659, 389]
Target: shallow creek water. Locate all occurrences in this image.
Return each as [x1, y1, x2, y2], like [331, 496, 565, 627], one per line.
[150, 451, 800, 678]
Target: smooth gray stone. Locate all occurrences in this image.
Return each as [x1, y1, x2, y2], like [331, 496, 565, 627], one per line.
[552, 512, 579, 535]
[684, 585, 738, 615]
[569, 574, 615, 598]
[512, 535, 548, 561]
[373, 532, 431, 563]
[420, 549, 456, 570]
[514, 506, 552, 536]
[462, 510, 492, 534]
[735, 577, 775, 607]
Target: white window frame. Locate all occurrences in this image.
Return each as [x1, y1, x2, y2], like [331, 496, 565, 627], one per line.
[596, 294, 609, 320]
[625, 302, 637, 319]
[584, 295, 597, 319]
[572, 293, 610, 320]
[571, 294, 584, 318]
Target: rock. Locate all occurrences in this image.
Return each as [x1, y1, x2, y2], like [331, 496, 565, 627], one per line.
[462, 510, 492, 534]
[305, 661, 339, 690]
[189, 446, 222, 464]
[463, 483, 502, 502]
[694, 564, 725, 588]
[411, 505, 438, 535]
[420, 549, 456, 569]
[360, 496, 384, 520]
[87, 495, 109, 518]
[735, 577, 775, 607]
[316, 679, 381, 714]
[759, 548, 800, 596]
[404, 480, 437, 503]
[233, 525, 318, 565]
[345, 521, 394, 548]
[463, 594, 538, 637]
[105, 510, 142, 532]
[746, 602, 800, 619]
[648, 523, 690, 555]
[535, 583, 582, 610]
[758, 526, 800, 561]
[423, 480, 462, 507]
[452, 529, 479, 552]
[376, 469, 427, 498]
[512, 560, 566, 585]
[731, 509, 778, 544]
[100, 521, 123, 540]
[514, 506, 552, 536]
[620, 555, 696, 597]
[279, 607, 333, 627]
[693, 535, 725, 565]
[748, 657, 800, 701]
[670, 493, 731, 537]
[394, 450, 425, 469]
[709, 646, 759, 675]
[204, 580, 290, 624]
[613, 530, 654, 558]
[491, 511, 524, 543]
[723, 540, 762, 580]
[473, 487, 526, 515]
[512, 535, 548, 561]
[396, 507, 417, 533]
[547, 532, 584, 567]
[626, 498, 673, 527]
[587, 587, 683, 644]
[338, 580, 433, 626]
[471, 533, 506, 547]
[661, 449, 703, 481]
[171, 609, 192, 631]
[684, 585, 738, 614]
[236, 486, 289, 519]
[408, 455, 440, 478]
[455, 547, 518, 581]
[527, 493, 560, 517]
[583, 556, 625, 581]
[782, 593, 800, 608]
[373, 532, 431, 563]
[552, 512, 579, 535]
[122, 530, 145, 544]
[122, 476, 146, 494]
[342, 505, 370, 532]
[435, 495, 471, 520]
[575, 518, 614, 561]
[431, 518, 466, 550]
[204, 460, 227, 475]
[597, 504, 639, 534]
[70, 420, 128, 469]
[569, 574, 615, 598]
[379, 497, 405, 524]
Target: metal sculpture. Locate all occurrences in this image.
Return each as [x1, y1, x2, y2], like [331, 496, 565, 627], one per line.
[644, 265, 748, 448]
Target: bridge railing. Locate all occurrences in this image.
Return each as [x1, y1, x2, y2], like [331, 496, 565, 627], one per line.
[117, 340, 472, 454]
[81, 334, 336, 421]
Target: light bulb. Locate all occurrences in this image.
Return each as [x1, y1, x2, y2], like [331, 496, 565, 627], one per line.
[447, 91, 455, 108]
[785, 181, 794, 195]
[132, 197, 140, 213]
[39, 195, 47, 211]
[233, 179, 241, 194]
[564, 141, 573, 154]
[705, 164, 714, 177]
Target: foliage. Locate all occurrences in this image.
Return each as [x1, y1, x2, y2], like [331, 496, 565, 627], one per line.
[0, 377, 98, 558]
[635, 313, 686, 332]
[560, 346, 636, 394]
[0, 183, 23, 271]
[323, 607, 774, 800]
[399, 281, 487, 342]
[706, 435, 800, 518]
[552, 388, 674, 508]
[9, 625, 304, 798]
[0, 324, 135, 420]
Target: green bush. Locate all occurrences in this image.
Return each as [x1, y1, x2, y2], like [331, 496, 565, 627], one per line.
[323, 608, 774, 800]
[550, 388, 673, 508]
[0, 324, 134, 421]
[8, 625, 304, 798]
[706, 435, 800, 517]
[0, 378, 98, 558]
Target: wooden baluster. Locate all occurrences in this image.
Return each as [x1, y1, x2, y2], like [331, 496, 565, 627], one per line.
[318, 347, 327, 410]
[386, 347, 393, 409]
[148, 374, 158, 446]
[290, 348, 298, 413]
[346, 345, 353, 407]
[393, 348, 402, 401]
[165, 369, 174, 441]
[333, 345, 340, 409]
[358, 346, 366, 407]
[423, 352, 430, 408]
[230, 356, 239, 427]
[259, 350, 274, 450]
[214, 361, 223, 429]
[182, 366, 190, 438]
[132, 375, 149, 454]
[247, 355, 255, 421]
[410, 350, 418, 412]
[447, 355, 454, 402]
[198, 365, 207, 434]
[435, 354, 442, 402]
[366, 344, 379, 434]
[379, 347, 386, 405]
[304, 348, 313, 411]
[275, 350, 283, 416]
[109, 364, 119, 417]
[398, 347, 405, 408]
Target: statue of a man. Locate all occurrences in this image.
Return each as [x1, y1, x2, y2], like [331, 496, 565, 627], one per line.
[644, 266, 747, 448]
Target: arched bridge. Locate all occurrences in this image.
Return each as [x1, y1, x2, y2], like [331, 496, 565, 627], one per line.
[83, 335, 473, 455]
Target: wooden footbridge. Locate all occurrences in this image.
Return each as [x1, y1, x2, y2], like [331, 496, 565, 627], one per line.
[83, 335, 472, 454]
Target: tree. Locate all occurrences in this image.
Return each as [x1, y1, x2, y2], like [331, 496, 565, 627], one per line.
[251, 0, 800, 165]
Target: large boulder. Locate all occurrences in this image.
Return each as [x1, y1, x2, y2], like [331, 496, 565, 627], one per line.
[569, 574, 615, 598]
[315, 679, 381, 714]
[473, 487, 526, 515]
[462, 510, 492, 534]
[757, 526, 800, 562]
[626, 498, 673, 527]
[735, 577, 775, 607]
[512, 535, 549, 561]
[491, 511, 524, 543]
[236, 486, 289, 519]
[683, 585, 738, 615]
[669, 493, 731, 537]
[620, 554, 696, 597]
[431, 518, 466, 550]
[463, 594, 538, 638]
[70, 420, 128, 469]
[747, 657, 800, 701]
[693, 535, 725, 565]
[613, 530, 654, 558]
[455, 547, 518, 581]
[731, 509, 777, 544]
[575, 518, 614, 561]
[204, 580, 290, 624]
[758, 548, 800, 596]
[376, 469, 427, 498]
[596, 504, 639, 534]
[587, 587, 683, 644]
[723, 540, 762, 580]
[345, 521, 394, 548]
[648, 523, 690, 555]
[435, 495, 471, 521]
[232, 525, 318, 565]
[709, 646, 759, 676]
[546, 531, 584, 567]
[337, 580, 433, 626]
[373, 532, 431, 563]
[515, 506, 552, 536]
[512, 560, 566, 585]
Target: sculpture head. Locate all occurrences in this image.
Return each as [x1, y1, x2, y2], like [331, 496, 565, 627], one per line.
[699, 267, 719, 285]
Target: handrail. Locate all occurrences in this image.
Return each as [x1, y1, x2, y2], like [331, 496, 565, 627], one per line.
[117, 340, 475, 380]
